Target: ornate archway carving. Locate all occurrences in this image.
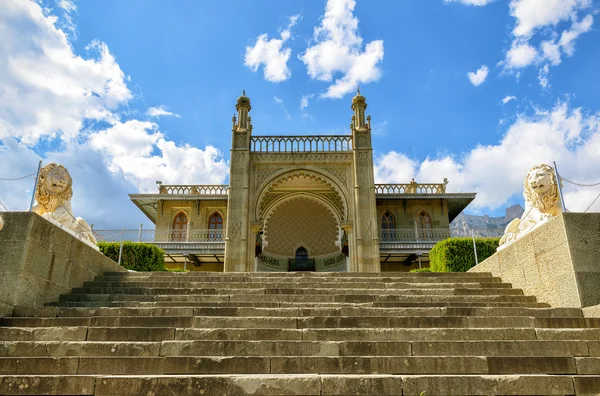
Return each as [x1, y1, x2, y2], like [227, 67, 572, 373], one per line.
[254, 169, 348, 223]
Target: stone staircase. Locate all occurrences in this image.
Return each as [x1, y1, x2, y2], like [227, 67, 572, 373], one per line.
[1, 271, 599, 395]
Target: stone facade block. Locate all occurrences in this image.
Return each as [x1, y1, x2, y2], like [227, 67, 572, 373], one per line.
[470, 213, 600, 308]
[0, 212, 125, 317]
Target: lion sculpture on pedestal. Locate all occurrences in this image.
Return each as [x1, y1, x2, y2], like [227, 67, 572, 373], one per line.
[32, 163, 97, 244]
[499, 164, 563, 248]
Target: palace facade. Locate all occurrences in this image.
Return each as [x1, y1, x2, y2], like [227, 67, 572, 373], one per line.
[130, 91, 475, 272]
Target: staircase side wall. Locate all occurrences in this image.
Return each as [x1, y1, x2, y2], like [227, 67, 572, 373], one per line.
[0, 212, 125, 317]
[470, 213, 600, 308]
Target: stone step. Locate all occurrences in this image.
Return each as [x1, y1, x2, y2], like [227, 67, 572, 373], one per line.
[0, 340, 596, 358]
[2, 356, 598, 375]
[3, 315, 599, 329]
[57, 293, 538, 304]
[68, 287, 525, 296]
[93, 275, 501, 284]
[48, 300, 551, 308]
[102, 271, 496, 278]
[84, 280, 512, 289]
[1, 374, 596, 395]
[2, 326, 591, 342]
[13, 305, 583, 318]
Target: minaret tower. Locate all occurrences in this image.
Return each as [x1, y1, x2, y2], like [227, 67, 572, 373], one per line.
[350, 87, 380, 272]
[224, 91, 253, 271]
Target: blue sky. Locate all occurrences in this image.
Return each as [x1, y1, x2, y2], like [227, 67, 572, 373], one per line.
[1, 0, 599, 229]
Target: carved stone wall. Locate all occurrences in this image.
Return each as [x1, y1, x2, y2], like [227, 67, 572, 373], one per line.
[263, 197, 339, 257]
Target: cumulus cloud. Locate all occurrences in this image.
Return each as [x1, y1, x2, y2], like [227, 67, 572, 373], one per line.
[244, 14, 301, 83]
[502, 96, 517, 104]
[299, 0, 384, 99]
[0, 0, 229, 227]
[375, 102, 600, 213]
[146, 105, 181, 118]
[503, 0, 594, 69]
[467, 65, 489, 86]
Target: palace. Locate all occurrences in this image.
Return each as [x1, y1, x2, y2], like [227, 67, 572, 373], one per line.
[130, 91, 475, 272]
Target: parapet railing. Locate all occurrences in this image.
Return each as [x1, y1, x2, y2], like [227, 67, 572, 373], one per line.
[375, 183, 447, 194]
[250, 135, 352, 153]
[380, 228, 452, 243]
[94, 229, 224, 243]
[379, 227, 504, 243]
[157, 185, 229, 195]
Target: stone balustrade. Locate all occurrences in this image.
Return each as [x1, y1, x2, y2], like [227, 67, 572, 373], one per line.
[250, 135, 353, 153]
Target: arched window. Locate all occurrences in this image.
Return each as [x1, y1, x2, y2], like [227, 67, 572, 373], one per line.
[208, 212, 223, 240]
[381, 211, 396, 241]
[418, 210, 432, 240]
[295, 246, 308, 260]
[172, 211, 188, 241]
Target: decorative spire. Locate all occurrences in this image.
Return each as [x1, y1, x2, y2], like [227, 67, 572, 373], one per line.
[235, 90, 251, 132]
[351, 87, 367, 130]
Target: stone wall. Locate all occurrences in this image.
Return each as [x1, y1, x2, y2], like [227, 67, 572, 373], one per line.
[0, 212, 126, 317]
[469, 213, 600, 308]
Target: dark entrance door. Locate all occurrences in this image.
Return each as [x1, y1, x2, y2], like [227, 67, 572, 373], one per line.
[289, 246, 315, 271]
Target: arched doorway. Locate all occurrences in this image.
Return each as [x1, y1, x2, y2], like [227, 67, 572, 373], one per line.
[381, 211, 396, 241]
[290, 246, 314, 271]
[172, 211, 188, 241]
[418, 210, 432, 240]
[208, 212, 223, 240]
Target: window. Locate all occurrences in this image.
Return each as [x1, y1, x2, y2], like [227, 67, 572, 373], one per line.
[172, 211, 188, 241]
[381, 211, 396, 241]
[208, 212, 223, 240]
[295, 246, 308, 260]
[418, 210, 432, 239]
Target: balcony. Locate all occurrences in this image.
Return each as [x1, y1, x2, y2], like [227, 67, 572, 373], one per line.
[93, 228, 225, 265]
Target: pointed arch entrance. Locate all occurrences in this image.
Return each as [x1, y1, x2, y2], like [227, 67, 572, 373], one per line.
[254, 169, 349, 272]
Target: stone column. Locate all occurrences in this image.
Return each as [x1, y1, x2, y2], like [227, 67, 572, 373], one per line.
[350, 90, 380, 272]
[224, 92, 252, 272]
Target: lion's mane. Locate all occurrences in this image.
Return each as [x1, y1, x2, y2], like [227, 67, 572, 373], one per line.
[34, 163, 73, 215]
[522, 164, 561, 214]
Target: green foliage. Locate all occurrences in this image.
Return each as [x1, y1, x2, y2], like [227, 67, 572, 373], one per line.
[167, 268, 189, 273]
[97, 242, 166, 272]
[430, 238, 500, 273]
[410, 267, 433, 273]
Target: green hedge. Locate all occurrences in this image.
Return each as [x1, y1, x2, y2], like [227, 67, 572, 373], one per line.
[430, 238, 500, 273]
[97, 242, 166, 272]
[410, 268, 432, 273]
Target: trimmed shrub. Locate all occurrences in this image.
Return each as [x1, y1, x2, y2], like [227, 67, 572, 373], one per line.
[429, 238, 500, 273]
[97, 242, 166, 272]
[410, 267, 432, 273]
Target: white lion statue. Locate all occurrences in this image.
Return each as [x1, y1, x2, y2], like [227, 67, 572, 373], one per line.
[32, 163, 97, 244]
[499, 164, 563, 248]
[0, 213, 4, 231]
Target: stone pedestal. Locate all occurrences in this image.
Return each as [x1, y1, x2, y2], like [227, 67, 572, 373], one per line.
[469, 213, 600, 308]
[0, 212, 125, 316]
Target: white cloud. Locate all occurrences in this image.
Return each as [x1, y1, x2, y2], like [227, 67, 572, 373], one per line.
[505, 41, 538, 68]
[244, 14, 300, 83]
[89, 120, 228, 192]
[502, 96, 517, 104]
[146, 105, 181, 118]
[538, 64, 550, 89]
[467, 65, 489, 86]
[375, 102, 600, 213]
[273, 96, 291, 120]
[444, 0, 496, 5]
[0, 0, 229, 227]
[299, 0, 384, 99]
[503, 0, 594, 70]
